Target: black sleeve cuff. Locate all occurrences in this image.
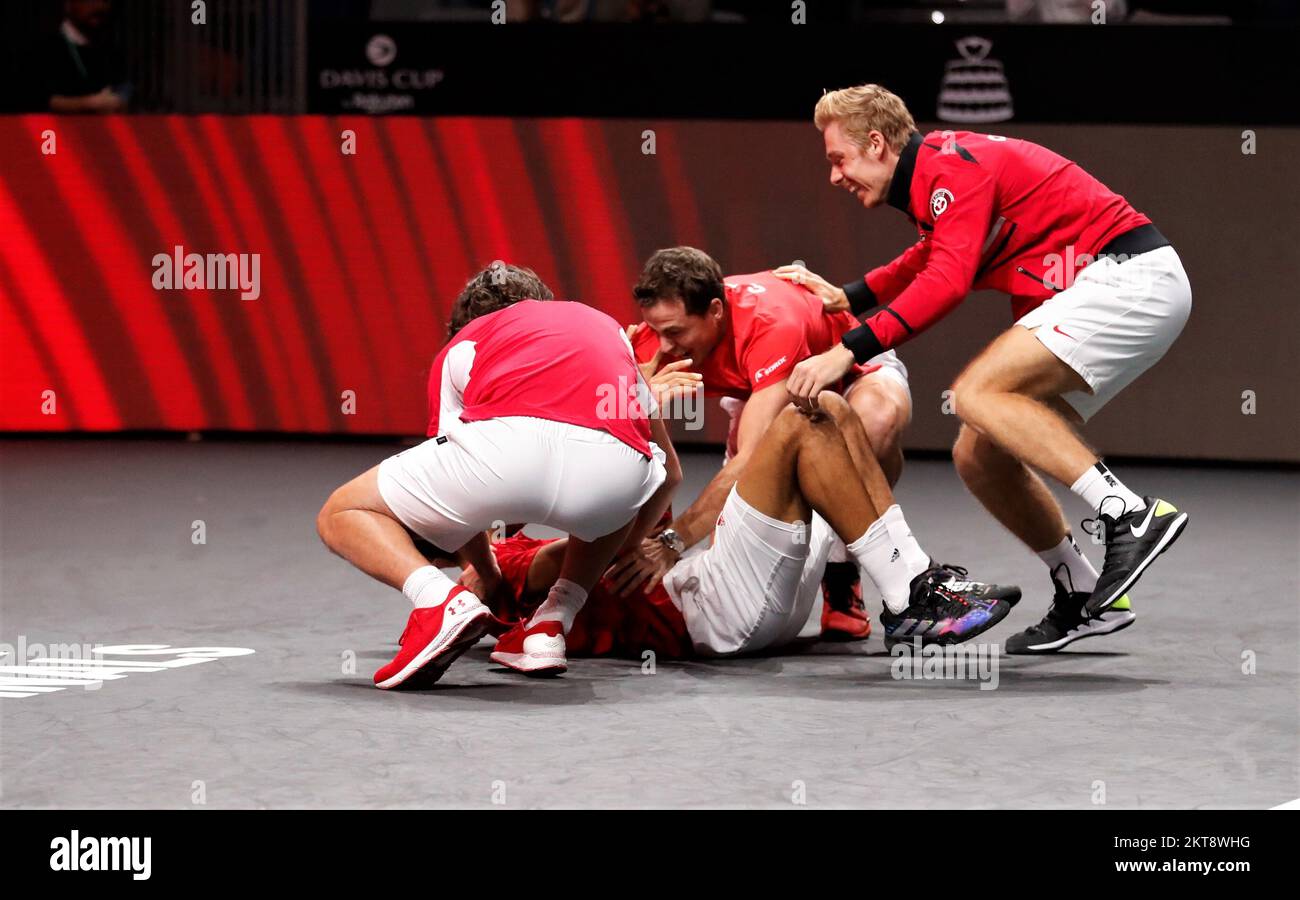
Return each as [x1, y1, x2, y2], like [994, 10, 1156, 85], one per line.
[841, 278, 877, 317]
[841, 324, 885, 364]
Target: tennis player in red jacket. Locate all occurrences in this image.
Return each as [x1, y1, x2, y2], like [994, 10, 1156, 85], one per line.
[783, 84, 1191, 653]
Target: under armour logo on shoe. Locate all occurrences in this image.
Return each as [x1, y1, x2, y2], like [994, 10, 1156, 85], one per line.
[445, 592, 469, 614]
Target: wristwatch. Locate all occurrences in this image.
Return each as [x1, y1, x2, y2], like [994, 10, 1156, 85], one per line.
[658, 528, 686, 555]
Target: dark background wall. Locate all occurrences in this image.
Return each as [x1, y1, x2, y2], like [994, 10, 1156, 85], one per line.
[653, 121, 1300, 464]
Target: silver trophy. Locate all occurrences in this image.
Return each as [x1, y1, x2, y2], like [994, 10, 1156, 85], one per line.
[938, 36, 1014, 124]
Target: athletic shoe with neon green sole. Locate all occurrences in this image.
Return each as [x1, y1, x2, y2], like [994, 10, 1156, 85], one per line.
[1005, 583, 1135, 655]
[1084, 496, 1189, 617]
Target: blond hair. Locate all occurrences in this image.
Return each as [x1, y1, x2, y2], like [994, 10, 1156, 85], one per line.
[814, 84, 917, 154]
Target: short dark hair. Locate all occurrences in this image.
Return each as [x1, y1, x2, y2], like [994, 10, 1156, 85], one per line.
[633, 246, 724, 317]
[447, 262, 554, 337]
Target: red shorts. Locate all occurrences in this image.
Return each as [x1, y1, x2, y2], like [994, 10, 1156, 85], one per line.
[485, 534, 693, 660]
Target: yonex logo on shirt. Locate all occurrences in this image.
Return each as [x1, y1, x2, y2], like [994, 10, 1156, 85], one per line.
[755, 357, 787, 382]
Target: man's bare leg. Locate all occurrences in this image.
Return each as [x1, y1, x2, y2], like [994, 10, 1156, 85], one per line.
[736, 394, 1019, 628]
[952, 423, 1072, 555]
[734, 394, 932, 614]
[820, 377, 909, 634]
[558, 524, 636, 592]
[952, 325, 1184, 619]
[491, 520, 640, 676]
[317, 466, 505, 613]
[319, 467, 496, 689]
[818, 388, 901, 515]
[316, 466, 433, 590]
[950, 418, 1110, 615]
[949, 330, 1110, 599]
[953, 327, 1101, 483]
[733, 398, 881, 543]
[844, 373, 911, 488]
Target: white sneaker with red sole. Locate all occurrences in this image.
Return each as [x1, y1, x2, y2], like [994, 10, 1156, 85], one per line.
[490, 619, 567, 676]
[374, 586, 492, 690]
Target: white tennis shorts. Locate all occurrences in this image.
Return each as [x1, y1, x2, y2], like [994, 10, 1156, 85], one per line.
[377, 416, 666, 550]
[664, 486, 835, 657]
[1016, 245, 1191, 421]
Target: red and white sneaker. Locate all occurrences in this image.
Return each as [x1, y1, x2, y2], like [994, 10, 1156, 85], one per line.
[374, 586, 493, 690]
[489, 619, 567, 676]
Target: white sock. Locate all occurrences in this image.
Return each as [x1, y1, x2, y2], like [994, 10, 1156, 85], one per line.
[850, 517, 918, 615]
[826, 536, 849, 564]
[1070, 462, 1145, 520]
[402, 565, 457, 609]
[1036, 533, 1098, 594]
[880, 505, 932, 577]
[527, 578, 588, 633]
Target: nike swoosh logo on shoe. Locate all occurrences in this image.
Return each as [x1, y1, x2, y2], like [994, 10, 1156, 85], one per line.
[1129, 505, 1159, 538]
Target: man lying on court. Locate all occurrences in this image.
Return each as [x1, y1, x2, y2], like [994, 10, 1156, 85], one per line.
[316, 264, 682, 689]
[461, 388, 1021, 665]
[622, 246, 1019, 650]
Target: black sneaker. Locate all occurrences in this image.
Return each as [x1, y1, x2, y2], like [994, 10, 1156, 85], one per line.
[879, 564, 1020, 650]
[1083, 496, 1189, 617]
[1006, 581, 1136, 655]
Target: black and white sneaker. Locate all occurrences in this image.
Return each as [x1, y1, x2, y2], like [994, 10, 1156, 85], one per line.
[880, 564, 1020, 650]
[1006, 581, 1136, 655]
[1083, 496, 1189, 617]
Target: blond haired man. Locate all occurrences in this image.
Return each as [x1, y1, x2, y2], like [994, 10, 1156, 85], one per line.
[781, 84, 1191, 653]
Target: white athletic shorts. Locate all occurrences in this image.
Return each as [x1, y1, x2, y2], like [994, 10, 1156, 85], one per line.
[664, 486, 835, 657]
[858, 348, 911, 395]
[377, 416, 667, 550]
[1016, 245, 1191, 421]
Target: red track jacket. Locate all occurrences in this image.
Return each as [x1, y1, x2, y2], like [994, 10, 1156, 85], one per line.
[840, 130, 1152, 361]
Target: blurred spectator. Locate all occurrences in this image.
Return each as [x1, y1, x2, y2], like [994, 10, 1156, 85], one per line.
[1005, 0, 1297, 21]
[1007, 0, 1129, 21]
[46, 0, 129, 112]
[368, 0, 713, 22]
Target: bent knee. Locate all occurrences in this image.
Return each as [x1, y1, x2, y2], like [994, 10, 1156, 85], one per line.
[316, 485, 351, 545]
[315, 498, 336, 547]
[816, 390, 851, 418]
[952, 425, 1009, 476]
[849, 383, 906, 444]
[773, 401, 809, 432]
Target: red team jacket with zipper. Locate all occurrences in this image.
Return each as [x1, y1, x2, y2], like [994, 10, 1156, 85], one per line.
[839, 130, 1152, 362]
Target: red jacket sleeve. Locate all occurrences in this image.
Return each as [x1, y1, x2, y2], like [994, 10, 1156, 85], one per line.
[842, 163, 996, 361]
[870, 240, 931, 305]
[841, 239, 930, 315]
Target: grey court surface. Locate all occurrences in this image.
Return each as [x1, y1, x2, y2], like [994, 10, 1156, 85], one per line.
[1, 438, 1296, 809]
